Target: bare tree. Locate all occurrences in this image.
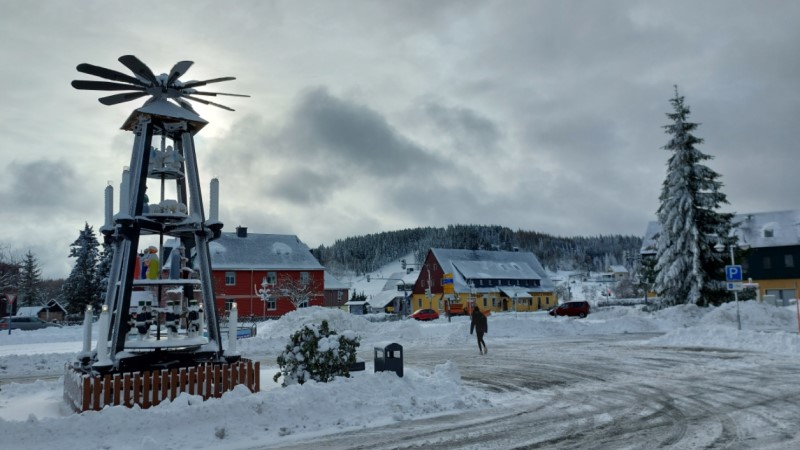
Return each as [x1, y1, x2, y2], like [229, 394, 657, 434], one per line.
[1, 245, 22, 315]
[275, 273, 318, 310]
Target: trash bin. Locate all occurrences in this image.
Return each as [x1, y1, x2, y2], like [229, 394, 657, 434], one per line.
[374, 342, 403, 377]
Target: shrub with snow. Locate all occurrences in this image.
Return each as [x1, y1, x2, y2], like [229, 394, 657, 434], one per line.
[273, 319, 360, 386]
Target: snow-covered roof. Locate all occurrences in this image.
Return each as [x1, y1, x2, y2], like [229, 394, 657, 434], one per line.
[380, 271, 417, 291]
[734, 210, 800, 248]
[641, 209, 800, 254]
[640, 221, 661, 255]
[15, 307, 42, 317]
[430, 248, 553, 292]
[209, 232, 323, 271]
[499, 287, 533, 299]
[324, 271, 348, 290]
[15, 299, 67, 317]
[368, 290, 405, 308]
[343, 300, 368, 306]
[608, 265, 628, 273]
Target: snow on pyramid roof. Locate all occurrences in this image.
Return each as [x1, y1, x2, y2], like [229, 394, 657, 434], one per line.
[209, 232, 323, 270]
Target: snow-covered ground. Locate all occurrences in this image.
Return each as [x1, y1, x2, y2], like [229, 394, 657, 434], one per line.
[1, 300, 799, 449]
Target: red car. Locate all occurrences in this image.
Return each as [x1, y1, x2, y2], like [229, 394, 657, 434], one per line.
[410, 309, 439, 321]
[549, 301, 590, 318]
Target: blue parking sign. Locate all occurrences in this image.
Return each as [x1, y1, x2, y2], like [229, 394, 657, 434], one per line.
[725, 265, 743, 281]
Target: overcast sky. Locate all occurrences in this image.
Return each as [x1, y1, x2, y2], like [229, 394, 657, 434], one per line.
[1, 1, 798, 279]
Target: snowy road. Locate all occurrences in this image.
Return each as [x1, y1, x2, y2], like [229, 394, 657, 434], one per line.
[272, 334, 800, 449]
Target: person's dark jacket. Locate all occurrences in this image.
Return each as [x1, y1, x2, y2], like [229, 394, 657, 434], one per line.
[470, 309, 488, 334]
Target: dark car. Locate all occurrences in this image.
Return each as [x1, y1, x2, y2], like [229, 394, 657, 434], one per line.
[410, 309, 439, 321]
[0, 316, 63, 331]
[549, 301, 590, 318]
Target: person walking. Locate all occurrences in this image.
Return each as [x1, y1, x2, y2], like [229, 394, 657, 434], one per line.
[470, 305, 488, 355]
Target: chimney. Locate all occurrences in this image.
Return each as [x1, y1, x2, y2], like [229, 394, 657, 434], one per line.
[236, 226, 248, 238]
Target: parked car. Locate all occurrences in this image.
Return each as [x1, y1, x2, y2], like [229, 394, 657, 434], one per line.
[548, 301, 590, 318]
[410, 309, 439, 321]
[0, 316, 63, 331]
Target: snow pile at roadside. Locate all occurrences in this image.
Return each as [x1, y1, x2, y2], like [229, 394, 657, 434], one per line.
[0, 360, 483, 448]
[0, 326, 83, 345]
[645, 301, 800, 354]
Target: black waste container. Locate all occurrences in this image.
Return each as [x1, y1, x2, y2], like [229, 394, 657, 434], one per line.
[374, 342, 403, 377]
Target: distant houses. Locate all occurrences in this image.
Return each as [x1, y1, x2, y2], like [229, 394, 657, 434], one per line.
[204, 228, 559, 318]
[15, 299, 68, 322]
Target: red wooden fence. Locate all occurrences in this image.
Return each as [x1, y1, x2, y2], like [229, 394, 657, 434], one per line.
[63, 359, 260, 412]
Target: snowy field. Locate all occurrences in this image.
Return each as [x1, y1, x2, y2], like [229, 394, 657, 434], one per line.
[1, 300, 799, 449]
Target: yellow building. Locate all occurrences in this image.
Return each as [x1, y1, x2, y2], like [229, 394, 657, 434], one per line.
[410, 248, 557, 314]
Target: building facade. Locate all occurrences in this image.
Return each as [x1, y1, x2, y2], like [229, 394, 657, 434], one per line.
[208, 227, 325, 318]
[410, 248, 557, 314]
[323, 271, 349, 308]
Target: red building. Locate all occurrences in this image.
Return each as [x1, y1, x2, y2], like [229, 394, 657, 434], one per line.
[209, 227, 325, 318]
[323, 271, 349, 308]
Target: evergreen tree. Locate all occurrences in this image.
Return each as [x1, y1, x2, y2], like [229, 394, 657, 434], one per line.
[95, 242, 114, 304]
[273, 320, 360, 386]
[654, 87, 734, 307]
[18, 251, 43, 307]
[62, 223, 101, 313]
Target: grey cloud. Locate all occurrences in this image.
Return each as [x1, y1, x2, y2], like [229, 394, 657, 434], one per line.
[2, 0, 799, 278]
[0, 159, 91, 212]
[259, 167, 341, 205]
[420, 102, 502, 155]
[280, 88, 441, 174]
[205, 88, 446, 208]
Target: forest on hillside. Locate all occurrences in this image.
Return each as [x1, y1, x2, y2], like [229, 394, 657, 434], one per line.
[311, 225, 642, 277]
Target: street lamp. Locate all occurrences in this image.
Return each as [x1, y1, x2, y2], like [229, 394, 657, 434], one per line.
[715, 241, 750, 330]
[256, 278, 272, 319]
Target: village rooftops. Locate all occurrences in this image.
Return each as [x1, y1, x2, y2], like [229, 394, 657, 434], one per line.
[430, 248, 554, 293]
[208, 231, 323, 271]
[641, 209, 800, 255]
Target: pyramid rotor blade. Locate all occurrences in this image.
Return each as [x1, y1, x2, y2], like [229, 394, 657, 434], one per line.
[181, 77, 236, 89]
[183, 94, 235, 111]
[98, 91, 149, 106]
[72, 80, 145, 91]
[118, 55, 158, 84]
[77, 63, 147, 86]
[175, 98, 197, 112]
[167, 61, 194, 85]
[190, 91, 250, 98]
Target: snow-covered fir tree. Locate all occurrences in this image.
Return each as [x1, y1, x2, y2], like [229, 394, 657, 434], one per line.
[654, 87, 734, 307]
[62, 223, 101, 313]
[18, 250, 43, 307]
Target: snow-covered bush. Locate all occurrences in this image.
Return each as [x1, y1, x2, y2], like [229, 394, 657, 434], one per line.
[273, 320, 360, 386]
